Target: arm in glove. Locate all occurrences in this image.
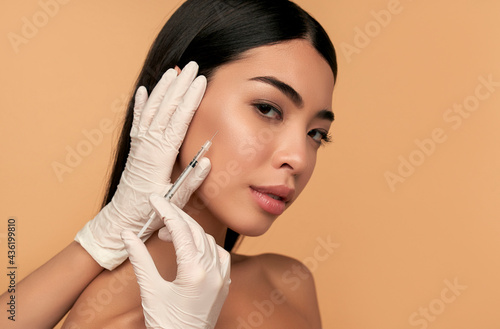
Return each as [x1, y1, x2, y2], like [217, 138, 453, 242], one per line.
[121, 194, 231, 329]
[76, 61, 209, 270]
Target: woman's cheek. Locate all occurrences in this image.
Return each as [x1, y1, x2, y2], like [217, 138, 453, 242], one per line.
[200, 122, 255, 197]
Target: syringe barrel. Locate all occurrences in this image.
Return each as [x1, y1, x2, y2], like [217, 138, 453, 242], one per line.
[165, 165, 194, 199]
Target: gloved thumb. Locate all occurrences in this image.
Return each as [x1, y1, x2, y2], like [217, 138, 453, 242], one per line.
[149, 194, 198, 265]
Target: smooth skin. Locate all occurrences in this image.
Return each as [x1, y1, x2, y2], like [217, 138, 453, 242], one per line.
[0, 241, 103, 328]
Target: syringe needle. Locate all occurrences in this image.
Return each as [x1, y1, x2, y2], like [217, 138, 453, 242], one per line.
[136, 132, 218, 238]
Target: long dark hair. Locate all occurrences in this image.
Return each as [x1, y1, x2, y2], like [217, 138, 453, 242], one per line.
[102, 0, 338, 251]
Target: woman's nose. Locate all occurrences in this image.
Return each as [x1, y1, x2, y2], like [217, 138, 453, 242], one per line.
[271, 129, 308, 175]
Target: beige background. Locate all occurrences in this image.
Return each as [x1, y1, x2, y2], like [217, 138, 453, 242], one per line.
[1, 0, 500, 328]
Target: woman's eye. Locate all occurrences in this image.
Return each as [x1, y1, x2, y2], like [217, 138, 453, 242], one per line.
[254, 103, 282, 120]
[308, 129, 332, 145]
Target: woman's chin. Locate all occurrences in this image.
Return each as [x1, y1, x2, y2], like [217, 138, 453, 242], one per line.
[227, 214, 278, 237]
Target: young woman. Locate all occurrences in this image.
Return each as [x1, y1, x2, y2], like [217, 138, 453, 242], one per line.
[0, 0, 337, 327]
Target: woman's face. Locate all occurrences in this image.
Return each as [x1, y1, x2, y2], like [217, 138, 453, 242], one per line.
[177, 39, 335, 236]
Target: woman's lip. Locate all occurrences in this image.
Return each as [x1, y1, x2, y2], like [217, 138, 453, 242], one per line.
[249, 187, 287, 216]
[249, 185, 295, 203]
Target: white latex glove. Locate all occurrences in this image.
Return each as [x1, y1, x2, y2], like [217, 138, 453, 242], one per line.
[76, 61, 210, 270]
[121, 193, 231, 329]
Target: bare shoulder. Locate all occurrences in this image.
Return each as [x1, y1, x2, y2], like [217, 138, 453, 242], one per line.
[232, 253, 322, 328]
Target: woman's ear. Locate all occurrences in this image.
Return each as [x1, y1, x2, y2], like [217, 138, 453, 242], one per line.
[174, 66, 181, 75]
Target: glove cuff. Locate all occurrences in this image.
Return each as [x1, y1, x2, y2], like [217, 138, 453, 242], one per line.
[75, 222, 129, 271]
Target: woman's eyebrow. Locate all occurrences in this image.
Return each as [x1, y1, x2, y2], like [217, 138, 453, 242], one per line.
[317, 109, 334, 122]
[249, 76, 304, 108]
[248, 75, 334, 122]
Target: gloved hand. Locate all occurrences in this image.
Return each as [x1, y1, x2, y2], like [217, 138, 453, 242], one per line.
[76, 61, 209, 270]
[121, 194, 231, 329]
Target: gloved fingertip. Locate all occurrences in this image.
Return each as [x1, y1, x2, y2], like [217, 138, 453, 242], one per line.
[192, 75, 207, 89]
[148, 193, 165, 210]
[149, 193, 174, 218]
[120, 230, 137, 251]
[158, 226, 172, 242]
[135, 86, 147, 101]
[120, 229, 133, 241]
[148, 192, 163, 204]
[184, 60, 199, 72]
[136, 85, 146, 95]
[197, 157, 211, 173]
[163, 68, 178, 79]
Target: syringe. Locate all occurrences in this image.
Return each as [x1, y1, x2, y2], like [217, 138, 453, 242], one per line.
[137, 131, 218, 238]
